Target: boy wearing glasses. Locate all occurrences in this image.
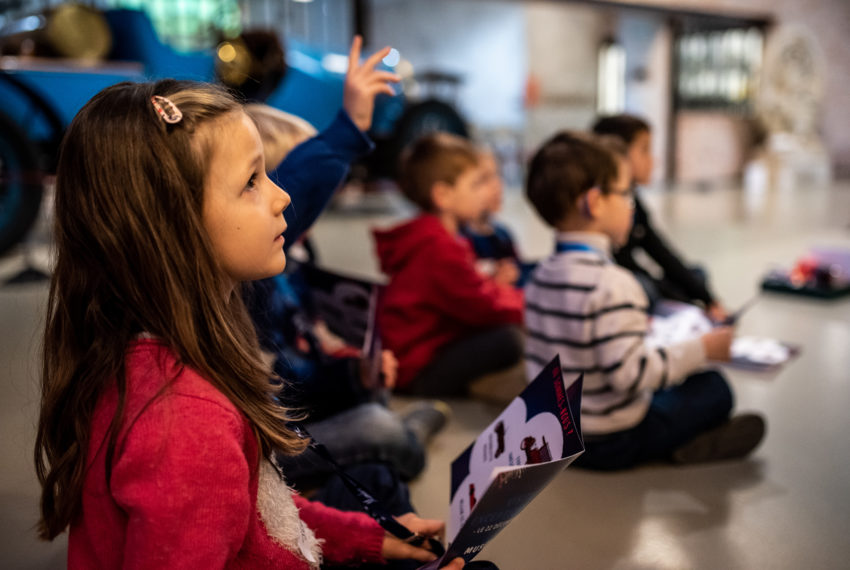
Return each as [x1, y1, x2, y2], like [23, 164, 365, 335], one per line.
[523, 132, 764, 470]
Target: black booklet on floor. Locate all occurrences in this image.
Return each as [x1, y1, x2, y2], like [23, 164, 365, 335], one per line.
[299, 263, 380, 353]
[420, 355, 585, 569]
[298, 263, 386, 389]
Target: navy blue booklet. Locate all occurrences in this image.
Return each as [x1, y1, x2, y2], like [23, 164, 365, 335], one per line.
[420, 355, 584, 569]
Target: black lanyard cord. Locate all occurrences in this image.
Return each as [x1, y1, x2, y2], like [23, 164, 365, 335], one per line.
[288, 424, 446, 556]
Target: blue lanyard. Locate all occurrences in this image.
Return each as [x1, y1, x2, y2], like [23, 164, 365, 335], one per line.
[555, 241, 599, 254]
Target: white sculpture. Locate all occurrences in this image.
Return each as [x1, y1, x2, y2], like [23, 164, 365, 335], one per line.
[753, 25, 832, 189]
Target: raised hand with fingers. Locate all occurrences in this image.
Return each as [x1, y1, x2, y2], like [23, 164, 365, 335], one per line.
[343, 35, 401, 132]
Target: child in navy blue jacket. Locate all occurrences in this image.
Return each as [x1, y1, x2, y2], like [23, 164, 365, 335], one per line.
[245, 39, 447, 489]
[460, 148, 525, 287]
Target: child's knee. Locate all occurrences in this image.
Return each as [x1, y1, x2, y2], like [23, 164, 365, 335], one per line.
[697, 370, 734, 415]
[496, 325, 525, 364]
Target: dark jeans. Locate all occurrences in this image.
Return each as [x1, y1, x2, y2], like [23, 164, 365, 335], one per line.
[575, 370, 733, 471]
[312, 462, 415, 517]
[408, 325, 524, 397]
[278, 403, 426, 489]
[317, 463, 417, 570]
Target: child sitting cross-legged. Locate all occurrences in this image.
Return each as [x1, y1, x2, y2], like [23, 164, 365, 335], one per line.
[243, 37, 449, 494]
[523, 131, 765, 470]
[374, 133, 524, 397]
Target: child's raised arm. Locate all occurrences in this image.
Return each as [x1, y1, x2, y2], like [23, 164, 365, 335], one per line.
[270, 37, 399, 247]
[343, 35, 401, 132]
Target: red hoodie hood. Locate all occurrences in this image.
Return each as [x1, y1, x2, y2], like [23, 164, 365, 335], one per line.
[372, 213, 523, 388]
[373, 214, 450, 275]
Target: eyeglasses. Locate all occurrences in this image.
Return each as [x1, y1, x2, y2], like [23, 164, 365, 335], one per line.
[607, 188, 635, 209]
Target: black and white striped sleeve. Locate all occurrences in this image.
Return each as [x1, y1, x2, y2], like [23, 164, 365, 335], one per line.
[591, 266, 706, 394]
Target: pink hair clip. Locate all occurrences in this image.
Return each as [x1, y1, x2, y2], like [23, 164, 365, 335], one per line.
[151, 95, 183, 124]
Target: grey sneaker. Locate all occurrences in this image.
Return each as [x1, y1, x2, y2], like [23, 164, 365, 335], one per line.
[401, 400, 451, 445]
[672, 413, 766, 465]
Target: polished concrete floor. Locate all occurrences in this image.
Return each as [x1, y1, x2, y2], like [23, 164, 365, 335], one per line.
[1, 180, 849, 569]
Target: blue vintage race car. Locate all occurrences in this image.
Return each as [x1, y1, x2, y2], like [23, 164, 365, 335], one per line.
[0, 7, 466, 255]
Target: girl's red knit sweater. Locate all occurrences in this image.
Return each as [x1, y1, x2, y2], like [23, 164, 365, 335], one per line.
[68, 339, 385, 569]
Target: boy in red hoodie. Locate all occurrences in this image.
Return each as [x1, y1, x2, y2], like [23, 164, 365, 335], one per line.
[374, 133, 524, 396]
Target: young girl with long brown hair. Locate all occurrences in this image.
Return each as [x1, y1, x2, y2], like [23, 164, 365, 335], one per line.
[34, 79, 461, 569]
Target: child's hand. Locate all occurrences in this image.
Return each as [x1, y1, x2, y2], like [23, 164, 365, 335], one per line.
[492, 259, 520, 286]
[358, 349, 397, 390]
[314, 320, 360, 358]
[381, 349, 398, 389]
[701, 326, 734, 361]
[381, 512, 451, 563]
[343, 35, 401, 132]
[706, 302, 728, 324]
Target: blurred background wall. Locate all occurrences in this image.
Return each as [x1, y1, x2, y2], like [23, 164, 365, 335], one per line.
[1, 0, 847, 184]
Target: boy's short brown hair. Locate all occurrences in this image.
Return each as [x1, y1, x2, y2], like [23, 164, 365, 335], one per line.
[525, 131, 619, 227]
[591, 114, 651, 146]
[594, 134, 629, 160]
[398, 132, 479, 211]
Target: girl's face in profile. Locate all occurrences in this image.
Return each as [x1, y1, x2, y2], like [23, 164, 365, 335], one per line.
[202, 111, 291, 290]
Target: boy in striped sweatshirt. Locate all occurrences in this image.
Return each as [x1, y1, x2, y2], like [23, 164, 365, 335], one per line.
[523, 132, 765, 470]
